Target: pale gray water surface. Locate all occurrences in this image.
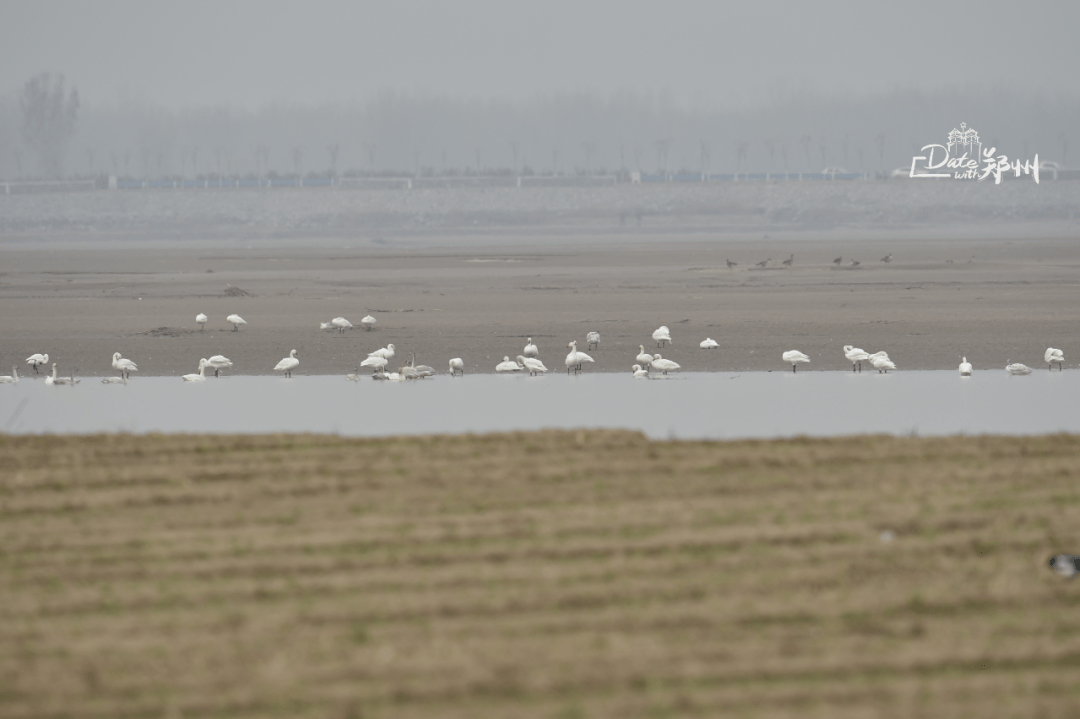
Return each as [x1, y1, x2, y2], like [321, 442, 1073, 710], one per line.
[1, 371, 1076, 440]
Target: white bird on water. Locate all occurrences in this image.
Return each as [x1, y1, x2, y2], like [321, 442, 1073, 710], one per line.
[0, 365, 18, 384]
[517, 355, 548, 376]
[196, 313, 208, 330]
[448, 357, 465, 376]
[565, 340, 594, 374]
[360, 315, 377, 331]
[112, 352, 138, 379]
[523, 338, 539, 358]
[652, 326, 672, 348]
[331, 317, 353, 334]
[496, 356, 523, 372]
[586, 331, 600, 350]
[1006, 362, 1032, 375]
[368, 344, 396, 361]
[101, 376, 127, 385]
[227, 314, 247, 331]
[46, 363, 77, 385]
[843, 345, 870, 372]
[632, 364, 650, 378]
[636, 345, 655, 364]
[274, 349, 300, 378]
[782, 350, 810, 373]
[871, 354, 896, 373]
[407, 354, 436, 378]
[182, 359, 209, 382]
[25, 353, 48, 374]
[700, 338, 719, 349]
[345, 368, 362, 382]
[650, 354, 680, 375]
[206, 355, 233, 377]
[959, 357, 972, 376]
[1045, 347, 1064, 371]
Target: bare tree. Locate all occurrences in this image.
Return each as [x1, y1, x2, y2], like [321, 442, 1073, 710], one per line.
[581, 141, 596, 174]
[19, 72, 79, 178]
[800, 135, 812, 171]
[327, 143, 339, 176]
[876, 133, 885, 172]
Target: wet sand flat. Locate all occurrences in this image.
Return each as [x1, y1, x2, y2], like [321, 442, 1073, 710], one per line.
[1, 186, 1078, 377]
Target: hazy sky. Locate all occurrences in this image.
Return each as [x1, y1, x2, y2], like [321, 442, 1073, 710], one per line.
[2, 0, 1078, 109]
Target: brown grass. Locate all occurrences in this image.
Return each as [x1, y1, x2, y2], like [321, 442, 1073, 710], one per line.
[1, 431, 1079, 718]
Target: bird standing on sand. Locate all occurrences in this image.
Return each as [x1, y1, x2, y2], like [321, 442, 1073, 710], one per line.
[650, 354, 680, 375]
[331, 317, 353, 334]
[726, 259, 737, 268]
[25, 353, 48, 374]
[782, 254, 794, 267]
[756, 258, 770, 268]
[517, 355, 547, 376]
[652, 326, 672, 348]
[227, 314, 247, 331]
[871, 354, 896, 373]
[448, 357, 465, 376]
[523, 338, 539, 358]
[636, 345, 655, 364]
[196, 313, 208, 330]
[843, 345, 870, 372]
[274, 349, 300, 378]
[700, 338, 719, 349]
[565, 340, 594, 374]
[959, 357, 972, 376]
[833, 257, 842, 266]
[1045, 347, 1064, 371]
[360, 315, 376, 331]
[782, 350, 810, 373]
[586, 331, 600, 350]
[111, 352, 138, 380]
[1049, 554, 1079, 578]
[881, 253, 893, 264]
[206, 355, 233, 377]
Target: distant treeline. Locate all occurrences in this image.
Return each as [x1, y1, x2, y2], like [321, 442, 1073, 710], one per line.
[0, 86, 1076, 180]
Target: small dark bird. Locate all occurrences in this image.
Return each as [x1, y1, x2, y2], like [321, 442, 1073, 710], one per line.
[726, 258, 737, 268]
[881, 253, 892, 263]
[833, 256, 842, 266]
[782, 253, 794, 267]
[1049, 554, 1079, 578]
[850, 259, 861, 267]
[756, 258, 770, 268]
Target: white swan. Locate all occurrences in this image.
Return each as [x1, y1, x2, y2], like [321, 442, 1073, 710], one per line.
[345, 367, 361, 381]
[843, 345, 870, 372]
[636, 345, 655, 364]
[652, 326, 672, 347]
[517, 355, 547, 376]
[25, 353, 48, 373]
[182, 359, 209, 382]
[586, 331, 600, 350]
[523, 338, 539, 358]
[496, 356, 523, 372]
[368, 344, 395, 360]
[782, 350, 810, 373]
[632, 364, 650, 378]
[274, 349, 299, 378]
[206, 355, 233, 377]
[46, 363, 76, 385]
[700, 338, 719, 349]
[565, 340, 594, 374]
[1006, 362, 1032, 375]
[360, 315, 377, 331]
[959, 357, 972, 376]
[101, 376, 128, 385]
[867, 350, 890, 364]
[0, 365, 18, 384]
[319, 321, 335, 330]
[448, 357, 464, 376]
[361, 355, 388, 372]
[226, 314, 247, 331]
[650, 354, 680, 375]
[407, 354, 436, 378]
[112, 352, 138, 379]
[871, 354, 896, 373]
[1045, 347, 1064, 371]
[196, 313, 208, 330]
[331, 317, 353, 334]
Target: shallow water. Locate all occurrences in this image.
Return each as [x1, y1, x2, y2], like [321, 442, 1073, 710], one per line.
[2, 369, 1076, 440]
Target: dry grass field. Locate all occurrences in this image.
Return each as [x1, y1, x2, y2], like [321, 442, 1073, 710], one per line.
[1, 431, 1079, 718]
